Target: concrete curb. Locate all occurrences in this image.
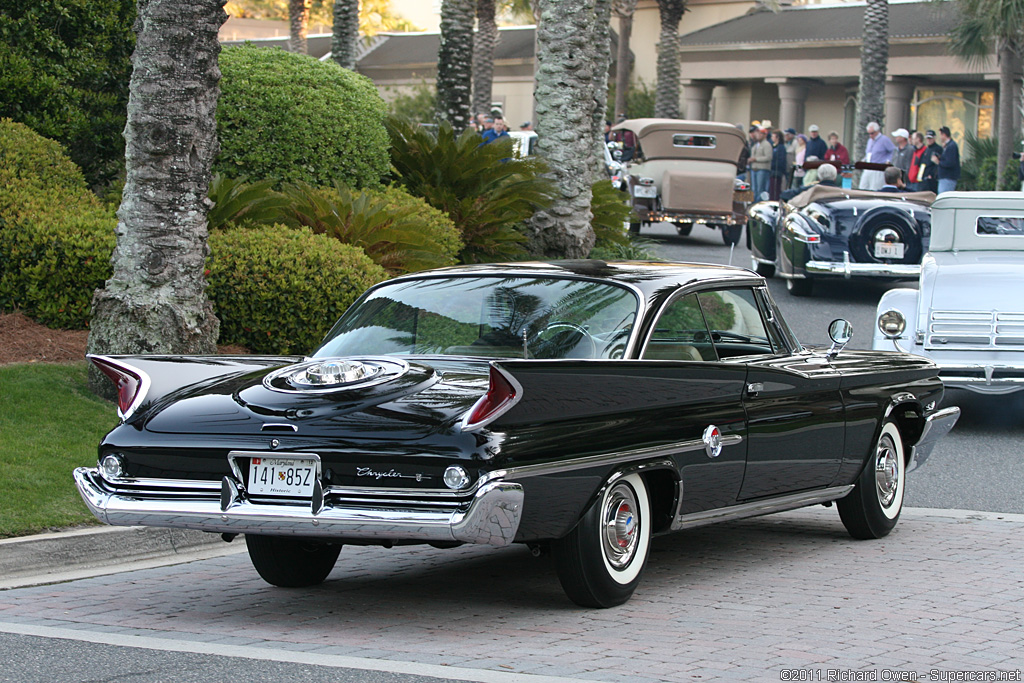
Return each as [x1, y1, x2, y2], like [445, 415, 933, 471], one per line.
[0, 526, 242, 590]
[2, 506, 1021, 591]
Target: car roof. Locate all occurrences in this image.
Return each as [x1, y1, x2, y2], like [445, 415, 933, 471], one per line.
[385, 260, 762, 300]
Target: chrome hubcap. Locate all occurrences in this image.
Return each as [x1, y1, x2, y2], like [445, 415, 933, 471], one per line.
[874, 435, 900, 509]
[602, 484, 640, 570]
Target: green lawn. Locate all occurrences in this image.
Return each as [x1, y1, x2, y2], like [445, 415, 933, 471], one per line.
[0, 363, 117, 537]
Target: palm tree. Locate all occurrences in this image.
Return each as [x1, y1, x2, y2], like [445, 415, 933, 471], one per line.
[613, 0, 638, 120]
[654, 0, 686, 119]
[946, 0, 1024, 187]
[591, 0, 614, 177]
[437, 0, 475, 132]
[854, 0, 888, 165]
[288, 0, 311, 53]
[472, 0, 500, 117]
[530, 0, 611, 258]
[88, 0, 223, 393]
[332, 0, 360, 69]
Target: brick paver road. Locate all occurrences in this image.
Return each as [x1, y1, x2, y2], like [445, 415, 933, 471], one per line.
[1, 507, 1021, 682]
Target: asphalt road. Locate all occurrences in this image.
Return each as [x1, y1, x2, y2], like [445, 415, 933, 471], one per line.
[645, 220, 1024, 514]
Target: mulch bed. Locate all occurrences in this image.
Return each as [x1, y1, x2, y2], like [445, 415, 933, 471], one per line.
[0, 312, 249, 364]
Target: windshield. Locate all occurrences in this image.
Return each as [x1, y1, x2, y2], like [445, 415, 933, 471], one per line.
[315, 276, 639, 360]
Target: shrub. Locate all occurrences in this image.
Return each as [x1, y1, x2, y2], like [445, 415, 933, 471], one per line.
[207, 225, 388, 354]
[959, 132, 1022, 191]
[207, 174, 292, 231]
[385, 81, 437, 124]
[216, 44, 390, 189]
[0, 0, 134, 189]
[0, 120, 117, 327]
[387, 117, 555, 263]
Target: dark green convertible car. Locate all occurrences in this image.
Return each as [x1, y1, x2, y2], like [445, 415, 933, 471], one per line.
[77, 261, 958, 607]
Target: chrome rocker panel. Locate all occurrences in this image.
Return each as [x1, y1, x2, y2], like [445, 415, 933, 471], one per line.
[806, 251, 921, 279]
[73, 468, 524, 547]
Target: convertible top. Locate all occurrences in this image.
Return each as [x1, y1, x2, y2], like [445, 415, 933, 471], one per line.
[612, 118, 746, 163]
[786, 184, 936, 209]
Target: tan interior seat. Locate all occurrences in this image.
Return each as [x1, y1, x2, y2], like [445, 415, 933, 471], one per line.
[643, 343, 704, 361]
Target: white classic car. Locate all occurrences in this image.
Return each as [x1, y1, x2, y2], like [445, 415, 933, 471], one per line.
[873, 192, 1024, 394]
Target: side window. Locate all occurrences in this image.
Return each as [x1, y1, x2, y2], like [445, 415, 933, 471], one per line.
[643, 294, 718, 361]
[696, 288, 776, 359]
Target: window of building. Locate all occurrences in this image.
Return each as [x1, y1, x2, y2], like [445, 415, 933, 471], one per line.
[912, 89, 995, 152]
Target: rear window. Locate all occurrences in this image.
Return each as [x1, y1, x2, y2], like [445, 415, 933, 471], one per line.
[977, 216, 1024, 236]
[672, 134, 716, 148]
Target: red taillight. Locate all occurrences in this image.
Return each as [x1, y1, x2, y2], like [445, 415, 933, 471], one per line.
[88, 355, 149, 420]
[462, 365, 521, 431]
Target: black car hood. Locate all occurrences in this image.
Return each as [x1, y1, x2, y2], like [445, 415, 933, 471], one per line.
[142, 357, 490, 439]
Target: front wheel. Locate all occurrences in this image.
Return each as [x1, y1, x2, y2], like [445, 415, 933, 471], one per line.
[754, 261, 776, 278]
[785, 276, 813, 297]
[552, 472, 651, 608]
[837, 421, 906, 539]
[246, 535, 341, 587]
[721, 224, 743, 246]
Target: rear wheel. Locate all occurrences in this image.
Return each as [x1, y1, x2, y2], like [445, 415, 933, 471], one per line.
[837, 421, 906, 539]
[754, 261, 776, 278]
[553, 472, 651, 608]
[785, 276, 813, 297]
[674, 222, 693, 236]
[721, 224, 743, 246]
[246, 535, 341, 587]
[628, 221, 641, 234]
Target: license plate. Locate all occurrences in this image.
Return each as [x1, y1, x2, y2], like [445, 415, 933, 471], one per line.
[248, 457, 316, 497]
[875, 242, 904, 259]
[633, 185, 657, 198]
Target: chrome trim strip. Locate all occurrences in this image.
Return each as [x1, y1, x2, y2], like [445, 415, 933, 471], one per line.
[750, 255, 774, 266]
[940, 375, 1024, 385]
[671, 485, 854, 531]
[805, 260, 921, 278]
[86, 355, 152, 422]
[74, 468, 524, 547]
[97, 476, 222, 491]
[908, 406, 960, 473]
[503, 435, 741, 479]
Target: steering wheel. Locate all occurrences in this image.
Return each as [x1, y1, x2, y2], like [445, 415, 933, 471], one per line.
[530, 321, 598, 359]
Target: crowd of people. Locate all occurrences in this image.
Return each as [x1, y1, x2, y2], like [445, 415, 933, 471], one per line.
[738, 120, 962, 200]
[468, 113, 534, 144]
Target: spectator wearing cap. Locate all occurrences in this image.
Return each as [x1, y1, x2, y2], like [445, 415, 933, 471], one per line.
[824, 131, 850, 167]
[933, 125, 960, 194]
[805, 124, 827, 162]
[921, 129, 943, 193]
[749, 127, 772, 201]
[890, 128, 913, 180]
[860, 122, 895, 190]
[521, 121, 533, 132]
[783, 128, 798, 187]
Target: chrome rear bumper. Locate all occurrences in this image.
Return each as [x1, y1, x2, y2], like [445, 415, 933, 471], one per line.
[806, 252, 920, 279]
[73, 468, 524, 547]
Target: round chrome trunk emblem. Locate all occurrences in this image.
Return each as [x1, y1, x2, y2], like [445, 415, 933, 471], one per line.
[263, 357, 409, 393]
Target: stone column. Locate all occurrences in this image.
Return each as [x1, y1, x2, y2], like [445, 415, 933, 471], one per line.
[682, 81, 716, 121]
[769, 79, 811, 133]
[885, 80, 916, 132]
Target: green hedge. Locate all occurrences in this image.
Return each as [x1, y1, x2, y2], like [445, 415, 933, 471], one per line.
[216, 44, 390, 189]
[207, 225, 388, 354]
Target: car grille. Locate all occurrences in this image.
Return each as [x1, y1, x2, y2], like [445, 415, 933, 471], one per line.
[926, 310, 1024, 349]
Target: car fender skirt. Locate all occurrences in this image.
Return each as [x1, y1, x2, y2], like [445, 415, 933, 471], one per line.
[73, 468, 524, 547]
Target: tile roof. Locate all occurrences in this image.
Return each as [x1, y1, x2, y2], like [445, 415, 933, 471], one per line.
[678, 1, 958, 47]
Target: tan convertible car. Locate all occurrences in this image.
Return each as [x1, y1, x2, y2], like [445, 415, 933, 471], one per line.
[613, 118, 750, 245]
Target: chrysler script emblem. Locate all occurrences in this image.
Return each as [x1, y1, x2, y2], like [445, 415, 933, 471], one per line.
[702, 425, 723, 459]
[355, 467, 428, 482]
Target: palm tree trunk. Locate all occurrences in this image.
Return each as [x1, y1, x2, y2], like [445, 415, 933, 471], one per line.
[613, 0, 637, 120]
[288, 0, 311, 54]
[87, 0, 224, 394]
[654, 0, 685, 119]
[437, 0, 475, 133]
[472, 0, 499, 117]
[854, 0, 888, 164]
[529, 0, 602, 258]
[332, 0, 360, 69]
[591, 0, 613, 179]
[997, 39, 1015, 188]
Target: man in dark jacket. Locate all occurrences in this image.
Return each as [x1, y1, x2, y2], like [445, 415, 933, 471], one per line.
[805, 124, 827, 161]
[921, 130, 943, 193]
[932, 126, 960, 194]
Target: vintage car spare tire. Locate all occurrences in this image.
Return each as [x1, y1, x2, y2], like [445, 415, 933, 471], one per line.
[849, 208, 923, 265]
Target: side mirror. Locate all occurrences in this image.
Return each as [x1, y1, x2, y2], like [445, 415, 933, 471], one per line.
[827, 319, 853, 357]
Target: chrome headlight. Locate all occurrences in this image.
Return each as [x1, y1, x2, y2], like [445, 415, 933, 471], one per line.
[443, 466, 471, 490]
[100, 454, 125, 481]
[878, 309, 906, 338]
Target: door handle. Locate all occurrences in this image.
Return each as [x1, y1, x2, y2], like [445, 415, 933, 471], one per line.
[746, 382, 764, 397]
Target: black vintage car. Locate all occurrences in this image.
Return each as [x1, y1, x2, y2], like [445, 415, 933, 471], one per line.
[748, 184, 935, 296]
[77, 261, 959, 608]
